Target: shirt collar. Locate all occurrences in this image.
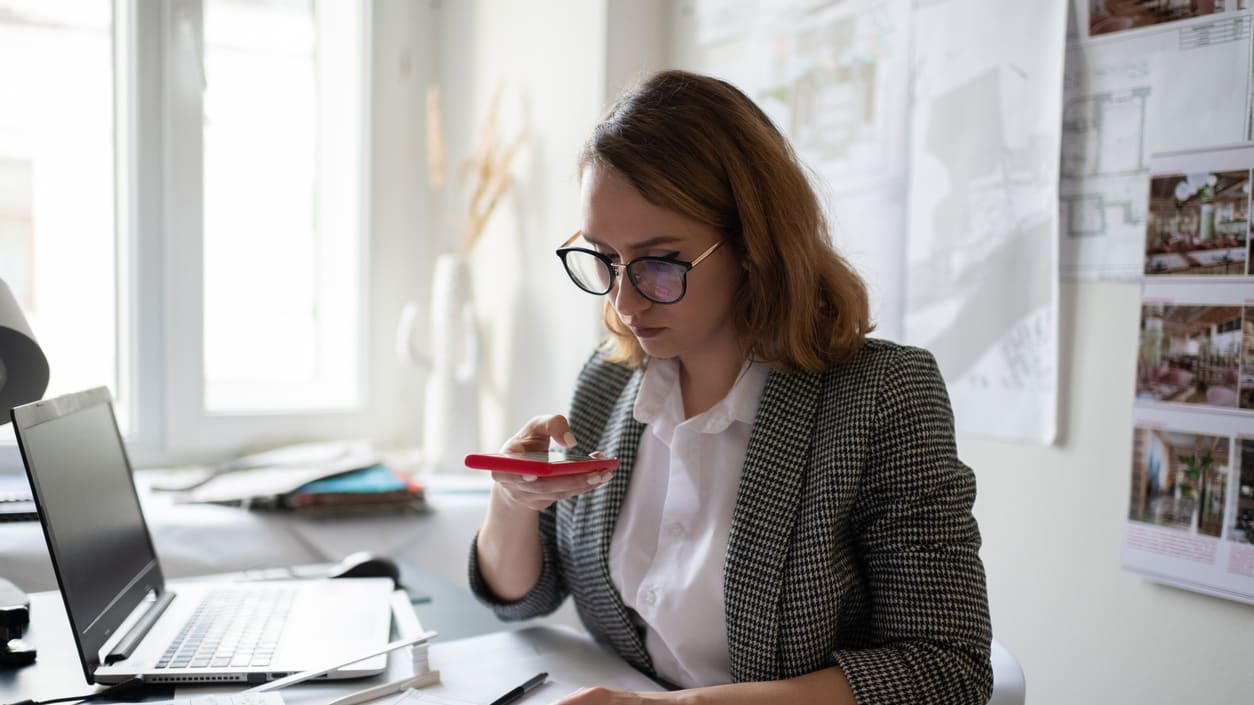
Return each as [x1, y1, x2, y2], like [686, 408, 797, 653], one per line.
[633, 358, 770, 434]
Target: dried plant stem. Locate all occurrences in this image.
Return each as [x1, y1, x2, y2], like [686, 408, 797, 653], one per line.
[457, 81, 528, 255]
[426, 84, 445, 189]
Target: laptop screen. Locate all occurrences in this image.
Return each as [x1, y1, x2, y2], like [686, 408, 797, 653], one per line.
[12, 386, 165, 679]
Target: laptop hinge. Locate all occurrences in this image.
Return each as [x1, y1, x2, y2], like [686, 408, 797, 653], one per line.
[105, 590, 175, 665]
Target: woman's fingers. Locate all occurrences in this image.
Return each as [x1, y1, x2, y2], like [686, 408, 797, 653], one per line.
[491, 469, 615, 511]
[495, 472, 615, 498]
[500, 414, 578, 454]
[493, 414, 612, 511]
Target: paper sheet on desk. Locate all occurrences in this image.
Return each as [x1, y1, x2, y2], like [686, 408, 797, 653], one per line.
[418, 626, 662, 704]
[391, 691, 476, 705]
[265, 626, 656, 705]
[178, 452, 381, 505]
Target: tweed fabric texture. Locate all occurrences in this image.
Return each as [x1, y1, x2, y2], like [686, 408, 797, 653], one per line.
[468, 338, 993, 704]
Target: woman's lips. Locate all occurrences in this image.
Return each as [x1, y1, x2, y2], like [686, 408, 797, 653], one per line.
[630, 325, 664, 339]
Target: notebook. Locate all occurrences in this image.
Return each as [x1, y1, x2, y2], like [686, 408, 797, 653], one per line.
[10, 386, 396, 685]
[0, 474, 38, 521]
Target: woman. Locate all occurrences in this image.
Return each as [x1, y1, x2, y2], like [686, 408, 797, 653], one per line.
[469, 69, 992, 705]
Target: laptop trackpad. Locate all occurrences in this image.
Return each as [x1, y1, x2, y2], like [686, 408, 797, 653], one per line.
[279, 580, 393, 662]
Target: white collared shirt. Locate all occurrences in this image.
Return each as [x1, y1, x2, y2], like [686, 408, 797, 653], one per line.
[608, 357, 770, 688]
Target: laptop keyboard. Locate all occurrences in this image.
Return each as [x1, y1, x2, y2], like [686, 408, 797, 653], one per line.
[155, 588, 295, 669]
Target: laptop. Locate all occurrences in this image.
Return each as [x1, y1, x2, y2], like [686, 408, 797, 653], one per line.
[11, 386, 396, 685]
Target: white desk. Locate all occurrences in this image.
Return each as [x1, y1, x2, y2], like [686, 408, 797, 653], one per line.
[277, 626, 663, 705]
[0, 590, 658, 705]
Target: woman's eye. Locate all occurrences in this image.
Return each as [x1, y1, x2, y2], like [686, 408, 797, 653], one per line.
[639, 251, 681, 262]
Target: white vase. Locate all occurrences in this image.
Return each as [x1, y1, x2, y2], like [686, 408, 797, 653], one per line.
[422, 254, 481, 471]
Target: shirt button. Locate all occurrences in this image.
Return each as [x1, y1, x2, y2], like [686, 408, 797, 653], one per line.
[666, 522, 684, 537]
[641, 589, 657, 606]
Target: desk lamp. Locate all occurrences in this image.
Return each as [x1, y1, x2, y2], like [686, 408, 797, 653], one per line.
[0, 276, 48, 668]
[0, 277, 49, 421]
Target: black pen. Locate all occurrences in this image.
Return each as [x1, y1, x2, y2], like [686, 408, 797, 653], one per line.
[488, 671, 548, 705]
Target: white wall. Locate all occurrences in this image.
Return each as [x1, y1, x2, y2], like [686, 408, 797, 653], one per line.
[967, 281, 1254, 703]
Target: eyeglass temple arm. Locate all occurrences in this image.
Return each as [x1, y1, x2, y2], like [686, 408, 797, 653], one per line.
[689, 239, 724, 267]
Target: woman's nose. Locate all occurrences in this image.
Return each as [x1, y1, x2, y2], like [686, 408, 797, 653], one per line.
[610, 270, 649, 316]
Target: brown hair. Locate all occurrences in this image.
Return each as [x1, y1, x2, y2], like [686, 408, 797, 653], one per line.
[577, 70, 872, 374]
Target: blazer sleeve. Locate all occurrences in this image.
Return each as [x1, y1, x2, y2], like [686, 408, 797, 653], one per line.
[833, 346, 993, 705]
[466, 505, 569, 620]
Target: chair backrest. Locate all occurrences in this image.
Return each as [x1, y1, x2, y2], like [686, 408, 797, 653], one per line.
[990, 637, 1025, 705]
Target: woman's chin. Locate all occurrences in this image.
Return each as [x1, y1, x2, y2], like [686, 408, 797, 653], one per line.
[636, 337, 674, 359]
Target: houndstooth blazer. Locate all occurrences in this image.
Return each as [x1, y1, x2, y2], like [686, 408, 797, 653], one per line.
[468, 338, 993, 704]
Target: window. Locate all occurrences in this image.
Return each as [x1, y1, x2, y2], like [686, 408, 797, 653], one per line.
[0, 0, 384, 470]
[0, 1, 118, 442]
[201, 0, 364, 413]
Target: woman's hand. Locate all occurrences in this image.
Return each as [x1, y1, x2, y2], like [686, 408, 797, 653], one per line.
[492, 414, 615, 512]
[552, 687, 681, 705]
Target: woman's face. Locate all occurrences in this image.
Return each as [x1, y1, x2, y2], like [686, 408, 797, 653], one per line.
[578, 163, 741, 366]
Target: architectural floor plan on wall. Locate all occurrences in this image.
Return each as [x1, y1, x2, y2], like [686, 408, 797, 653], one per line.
[695, 0, 1067, 443]
[903, 0, 1066, 443]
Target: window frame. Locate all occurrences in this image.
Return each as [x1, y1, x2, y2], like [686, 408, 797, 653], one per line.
[0, 0, 425, 473]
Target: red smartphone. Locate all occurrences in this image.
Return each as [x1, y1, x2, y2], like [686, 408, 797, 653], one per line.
[464, 451, 619, 476]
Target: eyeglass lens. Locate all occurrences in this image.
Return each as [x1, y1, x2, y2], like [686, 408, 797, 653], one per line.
[630, 259, 684, 302]
[563, 250, 687, 303]
[565, 250, 614, 292]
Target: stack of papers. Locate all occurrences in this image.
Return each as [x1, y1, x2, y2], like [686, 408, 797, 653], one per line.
[284, 464, 425, 514]
[168, 442, 425, 516]
[0, 475, 37, 522]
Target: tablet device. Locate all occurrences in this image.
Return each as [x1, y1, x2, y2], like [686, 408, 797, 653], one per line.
[464, 452, 619, 476]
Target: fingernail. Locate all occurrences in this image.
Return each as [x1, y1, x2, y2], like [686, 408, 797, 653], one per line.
[586, 473, 604, 485]
[522, 474, 537, 482]
[563, 432, 576, 447]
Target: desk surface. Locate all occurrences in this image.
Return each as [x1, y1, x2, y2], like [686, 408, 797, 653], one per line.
[3, 563, 1024, 705]
[3, 588, 658, 704]
[0, 562, 515, 703]
[278, 626, 661, 705]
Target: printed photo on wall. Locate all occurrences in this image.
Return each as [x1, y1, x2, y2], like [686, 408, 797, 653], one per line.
[1127, 140, 1254, 605]
[1089, 0, 1228, 38]
[1144, 170, 1250, 277]
[1136, 304, 1242, 407]
[1233, 439, 1254, 544]
[1129, 427, 1230, 538]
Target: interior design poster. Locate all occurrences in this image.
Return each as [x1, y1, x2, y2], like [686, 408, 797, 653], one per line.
[1062, 0, 1254, 280]
[1124, 143, 1254, 605]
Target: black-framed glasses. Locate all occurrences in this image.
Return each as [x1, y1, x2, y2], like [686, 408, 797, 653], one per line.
[556, 231, 724, 305]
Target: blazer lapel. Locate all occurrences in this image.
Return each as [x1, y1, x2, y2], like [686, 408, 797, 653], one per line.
[723, 368, 821, 682]
[571, 368, 652, 673]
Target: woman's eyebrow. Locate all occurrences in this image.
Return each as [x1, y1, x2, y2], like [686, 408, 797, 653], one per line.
[581, 233, 684, 249]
